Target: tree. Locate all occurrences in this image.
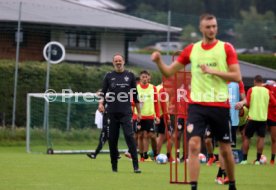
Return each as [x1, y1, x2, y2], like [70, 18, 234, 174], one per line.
[234, 6, 276, 51]
[180, 25, 200, 44]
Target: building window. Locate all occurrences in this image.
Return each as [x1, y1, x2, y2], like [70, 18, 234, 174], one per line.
[65, 32, 98, 50]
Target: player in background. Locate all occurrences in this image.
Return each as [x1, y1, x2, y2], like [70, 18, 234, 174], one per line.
[237, 106, 249, 149]
[125, 77, 141, 159]
[155, 83, 172, 160]
[241, 75, 276, 165]
[229, 81, 246, 148]
[215, 81, 246, 185]
[137, 70, 160, 162]
[263, 80, 276, 165]
[174, 85, 188, 162]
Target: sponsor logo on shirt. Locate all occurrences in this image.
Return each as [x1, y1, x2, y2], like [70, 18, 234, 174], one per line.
[124, 76, 129, 82]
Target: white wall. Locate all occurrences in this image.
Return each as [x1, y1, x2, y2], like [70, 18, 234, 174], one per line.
[65, 53, 99, 62]
[100, 33, 125, 63]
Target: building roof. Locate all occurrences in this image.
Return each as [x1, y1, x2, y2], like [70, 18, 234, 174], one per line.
[69, 0, 125, 11]
[239, 61, 276, 79]
[0, 0, 181, 33]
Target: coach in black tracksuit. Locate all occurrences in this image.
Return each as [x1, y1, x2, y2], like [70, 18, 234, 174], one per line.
[98, 53, 141, 173]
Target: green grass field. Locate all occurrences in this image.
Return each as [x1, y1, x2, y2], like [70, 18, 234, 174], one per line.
[0, 145, 275, 190]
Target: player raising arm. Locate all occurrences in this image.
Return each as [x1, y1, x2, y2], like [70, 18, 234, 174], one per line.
[151, 13, 241, 190]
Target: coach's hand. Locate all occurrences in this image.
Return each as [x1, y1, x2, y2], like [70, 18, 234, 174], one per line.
[98, 103, 105, 113]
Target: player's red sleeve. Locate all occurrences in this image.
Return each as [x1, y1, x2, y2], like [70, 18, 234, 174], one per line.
[246, 88, 253, 108]
[176, 44, 193, 65]
[224, 42, 238, 65]
[239, 81, 245, 94]
[131, 100, 135, 111]
[269, 91, 276, 106]
[153, 86, 160, 118]
[266, 85, 276, 94]
[159, 87, 169, 120]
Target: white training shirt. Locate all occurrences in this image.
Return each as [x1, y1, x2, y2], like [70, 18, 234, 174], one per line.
[94, 110, 103, 129]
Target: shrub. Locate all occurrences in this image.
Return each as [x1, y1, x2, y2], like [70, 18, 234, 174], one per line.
[238, 54, 276, 70]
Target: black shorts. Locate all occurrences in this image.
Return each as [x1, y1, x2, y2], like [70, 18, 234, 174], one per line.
[238, 124, 246, 132]
[186, 104, 231, 143]
[245, 120, 267, 138]
[177, 118, 185, 131]
[139, 119, 155, 132]
[267, 119, 276, 128]
[156, 116, 166, 134]
[169, 115, 185, 132]
[204, 125, 213, 139]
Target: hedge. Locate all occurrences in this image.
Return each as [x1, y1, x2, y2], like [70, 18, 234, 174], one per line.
[0, 60, 162, 127]
[238, 54, 276, 70]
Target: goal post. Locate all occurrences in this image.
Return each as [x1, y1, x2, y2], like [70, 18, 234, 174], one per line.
[26, 92, 107, 154]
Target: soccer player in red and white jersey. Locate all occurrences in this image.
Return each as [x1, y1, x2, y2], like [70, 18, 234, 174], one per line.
[174, 85, 189, 161]
[125, 77, 141, 160]
[264, 80, 276, 165]
[137, 70, 160, 162]
[155, 83, 171, 157]
[151, 13, 241, 190]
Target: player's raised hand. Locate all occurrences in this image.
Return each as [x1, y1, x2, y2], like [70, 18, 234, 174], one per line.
[151, 51, 161, 63]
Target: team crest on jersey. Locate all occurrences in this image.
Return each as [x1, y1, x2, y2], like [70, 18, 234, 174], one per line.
[124, 75, 129, 82]
[107, 118, 111, 125]
[187, 123, 194, 133]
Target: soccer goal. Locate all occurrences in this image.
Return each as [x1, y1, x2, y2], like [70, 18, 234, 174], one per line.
[26, 92, 102, 154]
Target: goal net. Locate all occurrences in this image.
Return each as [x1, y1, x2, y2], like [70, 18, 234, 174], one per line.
[26, 92, 103, 154]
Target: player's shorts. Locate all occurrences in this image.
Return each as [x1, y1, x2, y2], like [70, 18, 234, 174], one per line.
[177, 118, 185, 132]
[156, 116, 166, 134]
[267, 119, 276, 128]
[204, 125, 213, 139]
[168, 115, 184, 132]
[139, 119, 155, 133]
[186, 104, 231, 143]
[238, 123, 247, 132]
[245, 120, 267, 138]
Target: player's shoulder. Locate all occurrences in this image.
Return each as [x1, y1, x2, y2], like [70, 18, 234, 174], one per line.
[104, 71, 113, 77]
[223, 41, 235, 49]
[185, 43, 194, 50]
[125, 69, 133, 74]
[125, 70, 136, 77]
